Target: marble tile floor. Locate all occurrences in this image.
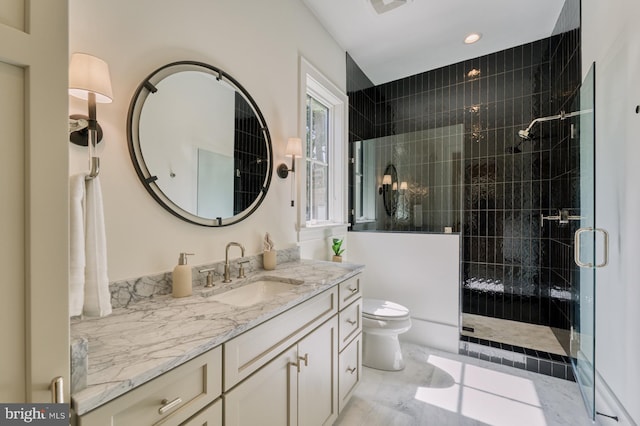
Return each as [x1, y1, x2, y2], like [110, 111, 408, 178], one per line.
[334, 342, 590, 426]
[461, 314, 570, 356]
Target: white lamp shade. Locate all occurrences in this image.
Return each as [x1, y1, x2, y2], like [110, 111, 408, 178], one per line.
[69, 53, 113, 103]
[285, 137, 303, 158]
[392, 182, 398, 191]
[382, 174, 392, 185]
[400, 181, 408, 190]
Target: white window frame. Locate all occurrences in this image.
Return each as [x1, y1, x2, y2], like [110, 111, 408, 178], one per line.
[297, 57, 348, 240]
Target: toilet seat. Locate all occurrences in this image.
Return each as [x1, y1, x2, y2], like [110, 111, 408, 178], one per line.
[362, 298, 410, 321]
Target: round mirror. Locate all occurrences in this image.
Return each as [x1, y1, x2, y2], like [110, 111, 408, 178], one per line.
[127, 61, 272, 226]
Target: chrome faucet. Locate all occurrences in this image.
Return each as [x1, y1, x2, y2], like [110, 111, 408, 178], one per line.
[223, 242, 245, 283]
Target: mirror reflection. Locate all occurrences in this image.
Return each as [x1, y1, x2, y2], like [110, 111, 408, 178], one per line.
[382, 164, 398, 217]
[127, 61, 272, 226]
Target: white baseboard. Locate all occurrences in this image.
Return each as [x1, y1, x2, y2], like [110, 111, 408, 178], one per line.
[595, 370, 637, 425]
[399, 317, 459, 354]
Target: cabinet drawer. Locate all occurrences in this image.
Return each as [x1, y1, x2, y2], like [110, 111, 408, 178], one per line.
[338, 298, 362, 351]
[338, 333, 361, 413]
[181, 398, 222, 426]
[338, 275, 361, 310]
[224, 287, 338, 391]
[79, 346, 222, 426]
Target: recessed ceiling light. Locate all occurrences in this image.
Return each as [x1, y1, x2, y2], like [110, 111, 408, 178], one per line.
[464, 33, 482, 44]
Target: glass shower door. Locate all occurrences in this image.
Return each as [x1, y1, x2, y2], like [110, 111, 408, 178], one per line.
[571, 63, 600, 421]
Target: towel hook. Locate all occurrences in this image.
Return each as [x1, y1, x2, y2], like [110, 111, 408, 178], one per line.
[68, 115, 101, 180]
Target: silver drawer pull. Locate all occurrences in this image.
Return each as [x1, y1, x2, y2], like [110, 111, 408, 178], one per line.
[347, 286, 358, 293]
[346, 367, 357, 374]
[159, 397, 183, 415]
[346, 319, 357, 325]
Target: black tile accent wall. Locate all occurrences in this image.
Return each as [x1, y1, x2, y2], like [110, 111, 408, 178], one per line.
[347, 30, 581, 329]
[347, 53, 377, 226]
[234, 92, 268, 215]
[459, 335, 575, 381]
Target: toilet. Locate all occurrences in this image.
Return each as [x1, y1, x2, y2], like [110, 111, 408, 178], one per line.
[362, 298, 412, 371]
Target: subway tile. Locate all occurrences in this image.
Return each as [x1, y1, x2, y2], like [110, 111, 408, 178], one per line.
[552, 362, 567, 379]
[526, 357, 539, 372]
[348, 29, 580, 340]
[539, 360, 553, 376]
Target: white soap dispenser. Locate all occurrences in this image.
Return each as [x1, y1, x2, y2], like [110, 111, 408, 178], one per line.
[172, 252, 194, 298]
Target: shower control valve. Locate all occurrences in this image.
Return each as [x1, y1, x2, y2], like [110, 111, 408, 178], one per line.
[540, 209, 583, 227]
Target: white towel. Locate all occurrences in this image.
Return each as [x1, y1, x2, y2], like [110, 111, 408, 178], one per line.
[69, 174, 112, 317]
[69, 173, 86, 316]
[83, 176, 112, 317]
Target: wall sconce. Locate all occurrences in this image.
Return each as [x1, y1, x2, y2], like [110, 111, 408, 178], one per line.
[378, 174, 392, 194]
[277, 137, 303, 179]
[68, 53, 113, 179]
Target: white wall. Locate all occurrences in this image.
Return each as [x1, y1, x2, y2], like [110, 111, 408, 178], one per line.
[582, 1, 640, 423]
[69, 0, 346, 281]
[348, 232, 460, 353]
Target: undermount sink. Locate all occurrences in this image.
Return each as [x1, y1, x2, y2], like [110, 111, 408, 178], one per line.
[207, 278, 304, 307]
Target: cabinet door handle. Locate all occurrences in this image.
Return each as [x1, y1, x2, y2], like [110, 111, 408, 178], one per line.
[346, 367, 357, 374]
[299, 353, 309, 367]
[347, 286, 358, 293]
[289, 360, 301, 373]
[346, 319, 357, 325]
[159, 397, 183, 415]
[290, 354, 309, 373]
[50, 376, 64, 403]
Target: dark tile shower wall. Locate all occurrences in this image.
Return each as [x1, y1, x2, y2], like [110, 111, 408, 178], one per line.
[347, 53, 377, 226]
[546, 28, 582, 330]
[347, 32, 581, 329]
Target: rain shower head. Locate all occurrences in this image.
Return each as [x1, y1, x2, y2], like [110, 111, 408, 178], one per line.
[518, 129, 532, 140]
[517, 109, 592, 142]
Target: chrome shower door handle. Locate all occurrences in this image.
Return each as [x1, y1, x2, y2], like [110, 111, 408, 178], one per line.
[574, 227, 609, 268]
[595, 228, 610, 267]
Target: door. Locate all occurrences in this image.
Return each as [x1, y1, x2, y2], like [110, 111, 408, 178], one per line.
[0, 2, 69, 403]
[571, 63, 599, 420]
[297, 318, 338, 426]
[225, 346, 298, 426]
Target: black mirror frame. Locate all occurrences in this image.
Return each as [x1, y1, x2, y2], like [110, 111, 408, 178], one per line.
[126, 61, 273, 227]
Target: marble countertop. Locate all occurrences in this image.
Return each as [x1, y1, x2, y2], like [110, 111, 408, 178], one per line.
[70, 259, 363, 416]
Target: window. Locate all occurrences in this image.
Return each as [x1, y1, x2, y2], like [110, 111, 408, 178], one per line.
[306, 94, 330, 222]
[353, 140, 376, 222]
[298, 58, 348, 229]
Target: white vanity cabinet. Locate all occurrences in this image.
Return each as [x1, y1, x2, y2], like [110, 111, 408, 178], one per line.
[77, 346, 222, 426]
[224, 273, 363, 425]
[225, 318, 338, 426]
[224, 287, 339, 426]
[76, 272, 362, 426]
[181, 398, 222, 426]
[336, 275, 363, 415]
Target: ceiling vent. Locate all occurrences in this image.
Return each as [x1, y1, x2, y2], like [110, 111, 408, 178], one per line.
[369, 0, 409, 15]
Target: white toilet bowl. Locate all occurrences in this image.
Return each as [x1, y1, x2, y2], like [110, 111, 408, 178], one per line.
[362, 298, 412, 371]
